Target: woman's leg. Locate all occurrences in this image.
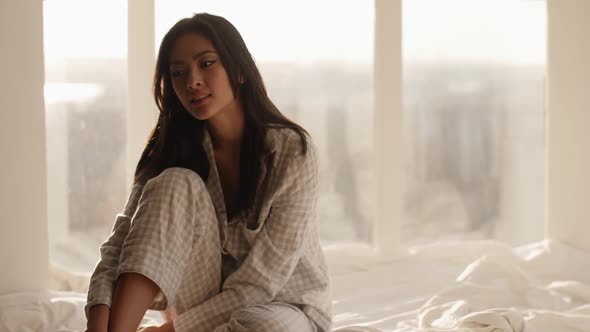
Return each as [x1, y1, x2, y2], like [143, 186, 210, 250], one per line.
[108, 167, 222, 331]
[213, 302, 318, 332]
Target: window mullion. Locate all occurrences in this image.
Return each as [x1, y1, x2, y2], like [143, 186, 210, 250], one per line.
[374, 0, 403, 254]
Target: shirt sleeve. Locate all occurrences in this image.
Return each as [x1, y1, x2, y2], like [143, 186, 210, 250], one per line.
[173, 139, 319, 332]
[84, 183, 144, 318]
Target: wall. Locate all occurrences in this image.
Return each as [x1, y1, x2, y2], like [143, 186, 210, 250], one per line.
[0, 0, 48, 293]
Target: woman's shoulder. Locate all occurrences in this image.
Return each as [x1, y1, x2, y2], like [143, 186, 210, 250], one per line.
[265, 126, 316, 157]
[265, 127, 318, 177]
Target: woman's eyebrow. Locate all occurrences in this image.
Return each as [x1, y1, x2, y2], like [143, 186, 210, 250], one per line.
[170, 50, 216, 65]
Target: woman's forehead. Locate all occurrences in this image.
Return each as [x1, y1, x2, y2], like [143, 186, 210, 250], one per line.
[169, 33, 217, 62]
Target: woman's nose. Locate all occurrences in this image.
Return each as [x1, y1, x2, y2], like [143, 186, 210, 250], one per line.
[187, 71, 203, 90]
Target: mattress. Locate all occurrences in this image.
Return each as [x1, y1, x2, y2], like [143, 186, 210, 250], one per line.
[1, 239, 589, 332]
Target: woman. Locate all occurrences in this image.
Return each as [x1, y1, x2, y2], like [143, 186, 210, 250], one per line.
[84, 13, 331, 332]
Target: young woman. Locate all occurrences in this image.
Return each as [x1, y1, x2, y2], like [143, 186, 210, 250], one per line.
[84, 13, 331, 332]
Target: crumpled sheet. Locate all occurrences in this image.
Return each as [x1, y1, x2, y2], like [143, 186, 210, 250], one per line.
[394, 241, 590, 332]
[332, 240, 590, 332]
[0, 290, 164, 332]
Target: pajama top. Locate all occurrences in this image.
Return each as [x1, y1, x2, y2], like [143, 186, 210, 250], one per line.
[85, 127, 332, 332]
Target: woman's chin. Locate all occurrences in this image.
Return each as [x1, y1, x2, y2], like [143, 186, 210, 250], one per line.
[187, 108, 213, 121]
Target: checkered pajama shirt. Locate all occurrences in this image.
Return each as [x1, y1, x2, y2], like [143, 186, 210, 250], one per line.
[85, 128, 332, 332]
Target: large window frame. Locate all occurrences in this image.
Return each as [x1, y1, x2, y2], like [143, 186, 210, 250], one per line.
[6, 0, 590, 293]
[49, 0, 554, 256]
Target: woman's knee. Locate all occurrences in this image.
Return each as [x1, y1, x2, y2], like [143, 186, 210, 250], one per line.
[155, 167, 205, 189]
[136, 167, 214, 225]
[142, 167, 207, 201]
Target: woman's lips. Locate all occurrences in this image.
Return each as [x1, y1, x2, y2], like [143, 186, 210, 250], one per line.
[190, 94, 211, 107]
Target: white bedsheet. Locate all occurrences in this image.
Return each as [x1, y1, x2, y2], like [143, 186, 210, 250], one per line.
[0, 290, 164, 332]
[329, 240, 590, 332]
[1, 240, 589, 332]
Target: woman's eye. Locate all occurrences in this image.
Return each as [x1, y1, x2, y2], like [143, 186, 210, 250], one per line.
[200, 60, 216, 68]
[170, 70, 184, 77]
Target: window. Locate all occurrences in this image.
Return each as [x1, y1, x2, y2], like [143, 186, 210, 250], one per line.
[402, 0, 547, 245]
[44, 0, 128, 271]
[44, 0, 548, 273]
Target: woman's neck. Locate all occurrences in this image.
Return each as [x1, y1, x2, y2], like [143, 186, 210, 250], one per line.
[207, 106, 245, 152]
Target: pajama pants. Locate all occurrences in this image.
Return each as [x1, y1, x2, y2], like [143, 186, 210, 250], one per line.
[116, 167, 317, 332]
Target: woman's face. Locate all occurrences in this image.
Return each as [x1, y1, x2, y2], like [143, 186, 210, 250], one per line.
[169, 33, 239, 121]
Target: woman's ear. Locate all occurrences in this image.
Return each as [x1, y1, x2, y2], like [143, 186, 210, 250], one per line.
[238, 74, 245, 84]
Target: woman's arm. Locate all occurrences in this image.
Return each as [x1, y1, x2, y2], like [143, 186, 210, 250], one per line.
[85, 184, 144, 320]
[107, 272, 160, 332]
[93, 273, 175, 332]
[86, 304, 110, 332]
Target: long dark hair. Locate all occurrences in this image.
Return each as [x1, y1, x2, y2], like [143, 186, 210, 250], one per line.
[134, 13, 308, 215]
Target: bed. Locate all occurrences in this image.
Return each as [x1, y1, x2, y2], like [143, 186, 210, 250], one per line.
[2, 239, 589, 332]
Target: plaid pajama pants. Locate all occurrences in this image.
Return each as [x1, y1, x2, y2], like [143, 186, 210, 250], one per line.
[117, 167, 317, 332]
